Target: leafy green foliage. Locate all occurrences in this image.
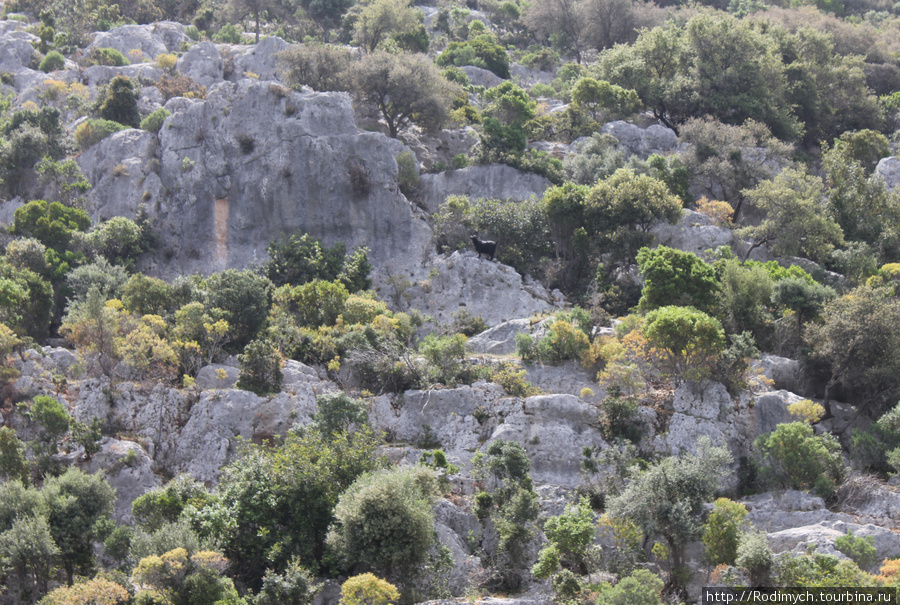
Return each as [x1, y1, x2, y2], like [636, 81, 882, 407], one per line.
[436, 34, 510, 78]
[132, 475, 217, 533]
[538, 497, 595, 575]
[205, 269, 272, 349]
[736, 530, 773, 586]
[141, 107, 171, 134]
[516, 315, 590, 364]
[212, 425, 385, 588]
[834, 530, 877, 570]
[607, 437, 731, 585]
[643, 306, 726, 382]
[753, 422, 845, 495]
[74, 118, 127, 150]
[39, 50, 65, 73]
[131, 548, 238, 605]
[339, 573, 399, 605]
[702, 498, 748, 566]
[255, 558, 322, 605]
[327, 466, 438, 578]
[265, 232, 371, 292]
[0, 515, 59, 602]
[237, 339, 283, 395]
[313, 392, 369, 437]
[739, 168, 844, 264]
[12, 200, 90, 254]
[90, 47, 130, 66]
[98, 75, 140, 128]
[0, 427, 28, 484]
[472, 440, 540, 588]
[597, 388, 641, 443]
[636, 246, 718, 313]
[595, 569, 664, 605]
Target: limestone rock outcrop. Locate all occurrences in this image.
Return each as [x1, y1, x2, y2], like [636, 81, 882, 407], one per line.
[77, 79, 433, 278]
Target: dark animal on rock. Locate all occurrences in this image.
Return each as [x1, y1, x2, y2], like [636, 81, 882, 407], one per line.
[470, 235, 496, 260]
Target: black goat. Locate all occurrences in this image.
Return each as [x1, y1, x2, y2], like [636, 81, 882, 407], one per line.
[470, 235, 496, 260]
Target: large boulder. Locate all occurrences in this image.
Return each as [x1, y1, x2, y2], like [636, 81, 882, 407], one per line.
[468, 318, 535, 355]
[461, 65, 504, 88]
[0, 31, 38, 72]
[651, 210, 734, 259]
[170, 387, 319, 483]
[876, 156, 900, 191]
[228, 36, 289, 82]
[400, 251, 562, 327]
[77, 128, 163, 222]
[79, 79, 433, 278]
[417, 164, 552, 214]
[599, 120, 678, 160]
[87, 22, 189, 60]
[753, 389, 803, 437]
[758, 354, 817, 398]
[176, 41, 224, 87]
[82, 438, 160, 523]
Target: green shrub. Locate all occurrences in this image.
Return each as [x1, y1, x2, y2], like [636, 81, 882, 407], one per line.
[595, 569, 663, 605]
[735, 530, 773, 585]
[141, 108, 171, 134]
[517, 315, 590, 364]
[91, 47, 130, 67]
[74, 118, 127, 150]
[435, 35, 509, 78]
[327, 466, 439, 578]
[835, 530, 877, 569]
[213, 23, 242, 43]
[597, 388, 641, 443]
[702, 498, 748, 566]
[99, 75, 140, 128]
[642, 305, 726, 382]
[256, 559, 322, 605]
[396, 150, 419, 197]
[237, 339, 283, 395]
[636, 246, 719, 313]
[753, 422, 845, 495]
[419, 333, 481, 386]
[339, 574, 399, 605]
[39, 50, 65, 73]
[313, 392, 368, 437]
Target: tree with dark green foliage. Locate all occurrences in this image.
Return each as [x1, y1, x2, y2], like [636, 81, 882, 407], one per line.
[595, 569, 664, 605]
[753, 422, 845, 495]
[98, 75, 140, 128]
[585, 169, 683, 260]
[643, 306, 726, 383]
[806, 285, 900, 418]
[266, 232, 371, 291]
[255, 558, 322, 605]
[636, 246, 718, 313]
[0, 427, 28, 484]
[771, 277, 836, 341]
[327, 466, 439, 580]
[42, 467, 116, 585]
[237, 339, 283, 395]
[436, 34, 510, 78]
[132, 475, 217, 533]
[480, 82, 536, 153]
[312, 392, 369, 437]
[701, 498, 747, 567]
[211, 425, 385, 589]
[607, 436, 731, 589]
[473, 440, 540, 589]
[0, 515, 59, 602]
[205, 269, 272, 349]
[350, 52, 459, 138]
[12, 200, 90, 254]
[738, 168, 844, 264]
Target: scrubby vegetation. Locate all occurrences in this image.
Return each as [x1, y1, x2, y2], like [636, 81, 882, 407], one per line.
[5, 0, 900, 601]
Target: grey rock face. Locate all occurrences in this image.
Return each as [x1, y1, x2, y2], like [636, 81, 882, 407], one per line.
[229, 36, 289, 82]
[752, 389, 803, 437]
[0, 32, 38, 72]
[600, 120, 678, 160]
[462, 65, 504, 88]
[83, 438, 160, 523]
[79, 79, 433, 277]
[468, 318, 535, 355]
[876, 156, 900, 191]
[87, 22, 189, 60]
[400, 251, 561, 327]
[176, 41, 224, 87]
[77, 129, 162, 222]
[80, 64, 165, 87]
[195, 364, 239, 390]
[524, 360, 606, 404]
[758, 354, 816, 398]
[170, 387, 318, 483]
[418, 164, 552, 214]
[651, 210, 734, 259]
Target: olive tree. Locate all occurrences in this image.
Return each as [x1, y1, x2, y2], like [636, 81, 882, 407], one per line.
[607, 436, 731, 587]
[350, 52, 459, 138]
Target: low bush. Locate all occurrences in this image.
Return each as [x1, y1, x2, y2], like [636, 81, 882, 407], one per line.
[140, 108, 171, 134]
[74, 118, 127, 150]
[38, 51, 65, 73]
[90, 47, 130, 67]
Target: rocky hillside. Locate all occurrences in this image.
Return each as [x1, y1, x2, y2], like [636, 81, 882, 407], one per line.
[2, 5, 900, 605]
